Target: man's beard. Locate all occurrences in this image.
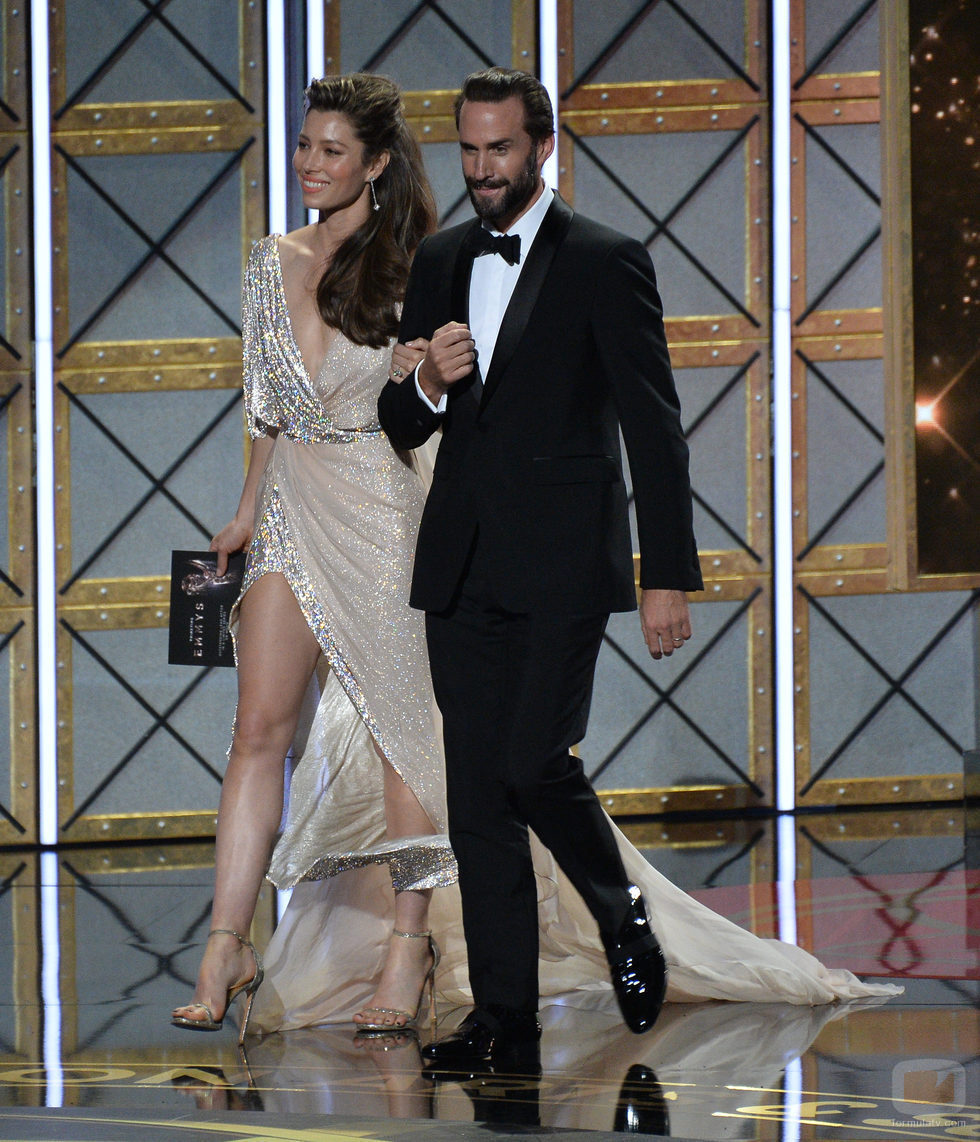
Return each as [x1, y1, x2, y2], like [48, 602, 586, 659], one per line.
[466, 148, 539, 226]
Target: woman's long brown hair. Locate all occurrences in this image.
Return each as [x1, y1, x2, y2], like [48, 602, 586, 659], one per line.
[303, 74, 437, 348]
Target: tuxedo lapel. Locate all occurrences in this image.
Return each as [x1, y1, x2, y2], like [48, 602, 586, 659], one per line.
[451, 223, 484, 404]
[450, 224, 478, 324]
[480, 195, 573, 411]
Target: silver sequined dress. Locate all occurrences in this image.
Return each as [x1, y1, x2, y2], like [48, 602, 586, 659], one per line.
[231, 235, 456, 1027]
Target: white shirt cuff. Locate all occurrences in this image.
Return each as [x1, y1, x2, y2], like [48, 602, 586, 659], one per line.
[414, 367, 447, 414]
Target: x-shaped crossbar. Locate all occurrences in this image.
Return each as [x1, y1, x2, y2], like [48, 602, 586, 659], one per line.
[589, 586, 766, 796]
[54, 0, 254, 119]
[57, 384, 241, 593]
[563, 0, 760, 99]
[794, 350, 885, 559]
[0, 634, 26, 833]
[563, 119, 762, 327]
[54, 138, 254, 356]
[0, 384, 25, 597]
[793, 0, 877, 90]
[798, 586, 978, 795]
[799, 825, 965, 976]
[622, 355, 764, 562]
[60, 856, 211, 1048]
[59, 618, 225, 832]
[358, 0, 495, 74]
[793, 114, 881, 325]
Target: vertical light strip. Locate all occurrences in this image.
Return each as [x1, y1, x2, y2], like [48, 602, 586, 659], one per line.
[771, 0, 796, 821]
[306, 0, 325, 83]
[781, 1056, 803, 1142]
[269, 0, 290, 921]
[776, 812, 798, 946]
[34, 1, 63, 1102]
[304, 0, 326, 226]
[772, 1, 799, 945]
[34, 2, 63, 1105]
[40, 851, 63, 1106]
[539, 0, 559, 187]
[31, 0, 58, 847]
[266, 0, 288, 237]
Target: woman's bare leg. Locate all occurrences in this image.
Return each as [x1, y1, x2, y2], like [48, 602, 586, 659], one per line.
[173, 572, 321, 1024]
[352, 1030, 432, 1118]
[353, 757, 440, 1029]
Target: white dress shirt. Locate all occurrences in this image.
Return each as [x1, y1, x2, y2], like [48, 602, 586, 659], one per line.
[415, 186, 554, 413]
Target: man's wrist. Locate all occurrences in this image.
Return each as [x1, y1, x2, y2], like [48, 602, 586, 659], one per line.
[414, 365, 447, 414]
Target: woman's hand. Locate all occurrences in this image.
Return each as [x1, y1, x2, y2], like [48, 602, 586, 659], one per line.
[389, 338, 429, 382]
[209, 519, 252, 576]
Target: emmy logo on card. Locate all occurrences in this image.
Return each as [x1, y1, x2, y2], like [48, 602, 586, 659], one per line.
[168, 550, 245, 668]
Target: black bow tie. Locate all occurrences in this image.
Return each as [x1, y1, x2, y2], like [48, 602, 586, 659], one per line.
[465, 227, 521, 265]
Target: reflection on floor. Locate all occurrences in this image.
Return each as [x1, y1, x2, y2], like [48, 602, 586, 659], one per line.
[1, 807, 978, 1140]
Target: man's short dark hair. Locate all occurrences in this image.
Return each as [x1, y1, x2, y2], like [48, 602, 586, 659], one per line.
[453, 67, 555, 144]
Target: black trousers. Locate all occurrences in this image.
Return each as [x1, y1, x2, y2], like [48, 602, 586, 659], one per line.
[425, 543, 632, 1013]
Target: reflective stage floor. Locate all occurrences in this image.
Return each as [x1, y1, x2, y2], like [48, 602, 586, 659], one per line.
[2, 806, 978, 1140]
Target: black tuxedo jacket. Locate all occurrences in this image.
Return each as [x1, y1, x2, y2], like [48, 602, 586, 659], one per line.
[378, 194, 703, 615]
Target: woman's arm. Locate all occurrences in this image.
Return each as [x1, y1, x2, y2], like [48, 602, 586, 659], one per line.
[210, 432, 276, 574]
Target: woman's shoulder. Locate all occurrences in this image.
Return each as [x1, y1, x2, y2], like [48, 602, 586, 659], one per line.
[250, 232, 281, 254]
[245, 233, 281, 280]
[277, 223, 320, 258]
[246, 229, 314, 288]
[275, 225, 322, 284]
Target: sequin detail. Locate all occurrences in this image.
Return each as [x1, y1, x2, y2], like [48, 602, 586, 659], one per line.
[278, 835, 457, 893]
[290, 423, 383, 445]
[241, 485, 385, 755]
[233, 232, 455, 894]
[242, 236, 383, 444]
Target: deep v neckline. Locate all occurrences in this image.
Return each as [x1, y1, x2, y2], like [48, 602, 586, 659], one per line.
[273, 236, 342, 384]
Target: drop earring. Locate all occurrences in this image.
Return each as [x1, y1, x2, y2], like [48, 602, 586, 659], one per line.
[369, 178, 379, 212]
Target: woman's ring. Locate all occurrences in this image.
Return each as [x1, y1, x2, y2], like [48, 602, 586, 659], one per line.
[672, 637, 683, 645]
[392, 367, 404, 379]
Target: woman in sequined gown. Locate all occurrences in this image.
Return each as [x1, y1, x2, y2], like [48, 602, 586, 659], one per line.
[171, 74, 455, 1038]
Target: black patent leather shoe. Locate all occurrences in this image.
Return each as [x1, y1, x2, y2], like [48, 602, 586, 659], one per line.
[420, 1008, 541, 1066]
[614, 1063, 670, 1135]
[423, 1044, 542, 1088]
[602, 886, 668, 1034]
[456, 1058, 543, 1125]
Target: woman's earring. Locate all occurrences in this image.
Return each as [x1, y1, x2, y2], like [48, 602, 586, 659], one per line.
[369, 178, 379, 212]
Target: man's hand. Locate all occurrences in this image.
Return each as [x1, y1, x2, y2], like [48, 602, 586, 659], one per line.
[417, 321, 476, 403]
[640, 589, 692, 659]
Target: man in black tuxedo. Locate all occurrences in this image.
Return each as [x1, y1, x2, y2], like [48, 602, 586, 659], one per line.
[378, 68, 703, 1063]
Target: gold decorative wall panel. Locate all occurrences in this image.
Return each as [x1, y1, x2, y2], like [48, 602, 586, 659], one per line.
[46, 1, 265, 844]
[791, 0, 977, 808]
[0, 851, 38, 1085]
[559, 0, 774, 813]
[0, 3, 32, 847]
[8, 1, 973, 860]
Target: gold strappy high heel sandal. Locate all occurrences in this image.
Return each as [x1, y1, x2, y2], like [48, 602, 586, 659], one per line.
[172, 928, 264, 1044]
[354, 929, 441, 1036]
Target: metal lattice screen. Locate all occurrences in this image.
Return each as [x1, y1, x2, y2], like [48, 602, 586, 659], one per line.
[558, 0, 774, 813]
[8, 0, 977, 846]
[48, 0, 265, 844]
[790, 0, 979, 808]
